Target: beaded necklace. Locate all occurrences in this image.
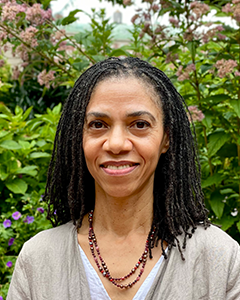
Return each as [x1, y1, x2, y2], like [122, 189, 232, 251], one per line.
[88, 210, 156, 289]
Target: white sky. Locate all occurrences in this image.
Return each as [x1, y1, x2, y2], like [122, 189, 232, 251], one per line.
[50, 0, 146, 24]
[50, 0, 236, 27]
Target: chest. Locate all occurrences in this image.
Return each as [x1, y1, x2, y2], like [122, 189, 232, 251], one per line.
[78, 233, 164, 300]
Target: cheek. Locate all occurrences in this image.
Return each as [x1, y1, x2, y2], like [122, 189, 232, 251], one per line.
[82, 136, 101, 167]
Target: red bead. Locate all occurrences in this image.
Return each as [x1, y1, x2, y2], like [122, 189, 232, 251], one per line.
[88, 210, 151, 290]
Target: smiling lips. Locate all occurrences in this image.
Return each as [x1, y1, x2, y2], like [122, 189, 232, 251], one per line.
[100, 162, 139, 176]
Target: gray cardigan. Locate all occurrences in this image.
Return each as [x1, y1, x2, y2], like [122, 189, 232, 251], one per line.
[7, 222, 240, 300]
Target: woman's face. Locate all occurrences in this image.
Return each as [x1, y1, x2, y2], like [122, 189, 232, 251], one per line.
[83, 77, 169, 199]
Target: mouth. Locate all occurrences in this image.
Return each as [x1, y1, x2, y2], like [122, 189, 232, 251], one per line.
[100, 162, 139, 175]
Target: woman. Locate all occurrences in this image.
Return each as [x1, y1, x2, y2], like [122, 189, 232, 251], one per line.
[7, 57, 240, 300]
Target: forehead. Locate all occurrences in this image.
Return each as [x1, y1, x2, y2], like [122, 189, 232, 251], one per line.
[86, 77, 161, 114]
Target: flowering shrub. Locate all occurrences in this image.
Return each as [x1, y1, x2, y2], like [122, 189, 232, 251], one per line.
[0, 0, 240, 297]
[0, 103, 61, 297]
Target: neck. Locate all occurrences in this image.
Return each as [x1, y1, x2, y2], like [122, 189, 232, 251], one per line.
[93, 187, 154, 238]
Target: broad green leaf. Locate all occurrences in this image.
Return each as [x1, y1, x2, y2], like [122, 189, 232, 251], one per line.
[61, 9, 82, 25]
[0, 165, 8, 180]
[202, 113, 212, 129]
[15, 166, 38, 177]
[0, 103, 12, 117]
[208, 131, 231, 157]
[52, 103, 62, 115]
[230, 100, 240, 118]
[186, 41, 197, 58]
[92, 55, 106, 62]
[0, 113, 11, 120]
[6, 178, 28, 194]
[18, 140, 31, 149]
[204, 94, 230, 105]
[216, 216, 236, 231]
[220, 188, 234, 195]
[0, 131, 10, 139]
[22, 107, 33, 121]
[109, 49, 130, 57]
[0, 140, 21, 150]
[42, 0, 52, 9]
[15, 106, 23, 116]
[202, 173, 223, 188]
[73, 32, 85, 43]
[29, 152, 51, 158]
[209, 191, 225, 219]
[0, 150, 13, 163]
[200, 64, 213, 74]
[228, 194, 239, 199]
[60, 81, 75, 87]
[72, 61, 90, 72]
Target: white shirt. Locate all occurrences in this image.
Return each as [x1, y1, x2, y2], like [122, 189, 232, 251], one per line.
[79, 245, 167, 300]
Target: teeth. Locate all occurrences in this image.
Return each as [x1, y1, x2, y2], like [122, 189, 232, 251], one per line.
[105, 164, 132, 170]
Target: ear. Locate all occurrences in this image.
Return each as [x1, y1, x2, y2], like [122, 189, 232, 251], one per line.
[161, 132, 169, 154]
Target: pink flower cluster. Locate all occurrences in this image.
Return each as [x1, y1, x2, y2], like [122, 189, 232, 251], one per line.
[1, 1, 52, 25]
[215, 59, 238, 78]
[222, 1, 240, 22]
[20, 26, 38, 48]
[57, 41, 74, 52]
[1, 1, 26, 22]
[165, 52, 179, 64]
[189, 1, 210, 20]
[188, 106, 205, 122]
[15, 44, 29, 61]
[26, 3, 52, 25]
[169, 17, 179, 27]
[202, 26, 226, 43]
[176, 64, 196, 81]
[160, 0, 171, 9]
[51, 29, 66, 44]
[123, 0, 132, 5]
[37, 70, 55, 88]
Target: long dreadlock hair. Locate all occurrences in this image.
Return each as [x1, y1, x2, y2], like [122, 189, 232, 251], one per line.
[45, 57, 210, 260]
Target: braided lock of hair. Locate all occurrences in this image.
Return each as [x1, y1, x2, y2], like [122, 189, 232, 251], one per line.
[45, 57, 210, 260]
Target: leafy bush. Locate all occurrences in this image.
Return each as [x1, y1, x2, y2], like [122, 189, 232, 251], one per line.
[0, 103, 61, 298]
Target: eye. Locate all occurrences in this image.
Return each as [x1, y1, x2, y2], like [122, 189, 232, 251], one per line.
[89, 120, 107, 129]
[132, 121, 150, 129]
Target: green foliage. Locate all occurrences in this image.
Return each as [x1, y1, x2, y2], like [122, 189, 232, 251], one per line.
[0, 103, 61, 298]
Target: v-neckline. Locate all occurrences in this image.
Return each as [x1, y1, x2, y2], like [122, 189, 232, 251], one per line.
[78, 244, 167, 300]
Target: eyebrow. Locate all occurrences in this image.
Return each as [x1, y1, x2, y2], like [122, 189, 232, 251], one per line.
[86, 111, 156, 122]
[126, 111, 156, 122]
[86, 112, 109, 119]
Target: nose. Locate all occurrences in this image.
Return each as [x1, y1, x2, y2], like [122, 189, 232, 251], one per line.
[102, 125, 133, 154]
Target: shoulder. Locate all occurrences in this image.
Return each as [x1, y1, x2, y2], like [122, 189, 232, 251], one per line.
[21, 222, 77, 260]
[185, 224, 239, 254]
[191, 224, 239, 250]
[182, 224, 240, 273]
